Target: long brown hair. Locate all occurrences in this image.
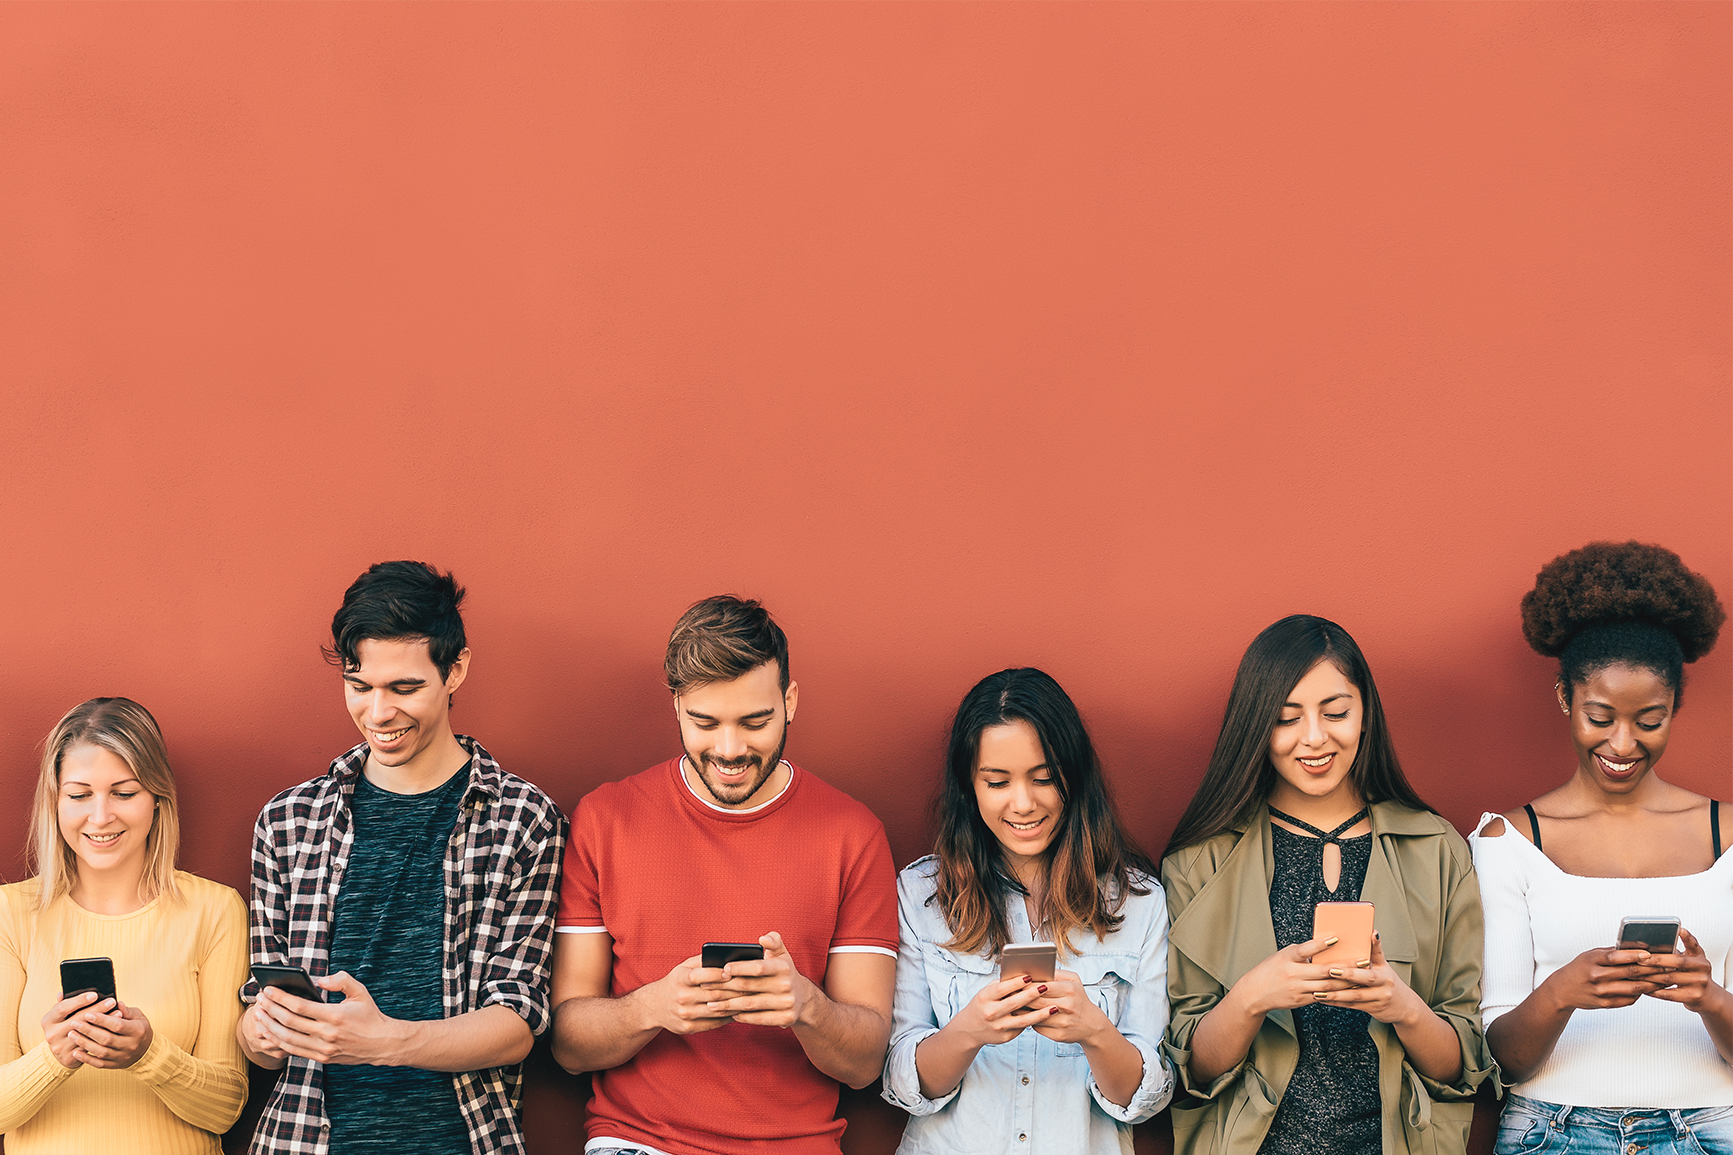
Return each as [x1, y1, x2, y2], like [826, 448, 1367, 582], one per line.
[30, 698, 182, 910]
[1165, 615, 1433, 857]
[932, 668, 1154, 958]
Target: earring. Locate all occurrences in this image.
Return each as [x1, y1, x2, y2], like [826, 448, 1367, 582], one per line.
[1560, 704, 1570, 716]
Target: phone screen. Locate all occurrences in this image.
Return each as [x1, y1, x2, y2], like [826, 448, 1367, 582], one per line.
[701, 943, 765, 969]
[1616, 918, 1681, 953]
[60, 957, 116, 1003]
[251, 964, 325, 1002]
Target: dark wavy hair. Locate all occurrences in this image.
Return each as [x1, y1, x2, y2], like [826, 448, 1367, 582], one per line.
[1521, 541, 1725, 708]
[323, 560, 468, 679]
[1165, 615, 1433, 856]
[931, 668, 1154, 958]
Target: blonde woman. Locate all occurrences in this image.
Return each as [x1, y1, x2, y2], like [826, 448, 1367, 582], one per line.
[0, 698, 248, 1153]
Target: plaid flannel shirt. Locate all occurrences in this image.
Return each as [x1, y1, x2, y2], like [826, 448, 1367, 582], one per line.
[241, 736, 568, 1155]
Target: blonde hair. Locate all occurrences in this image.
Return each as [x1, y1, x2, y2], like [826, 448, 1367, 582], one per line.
[30, 698, 182, 910]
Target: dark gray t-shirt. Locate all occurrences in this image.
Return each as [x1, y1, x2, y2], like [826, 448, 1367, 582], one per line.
[324, 765, 472, 1155]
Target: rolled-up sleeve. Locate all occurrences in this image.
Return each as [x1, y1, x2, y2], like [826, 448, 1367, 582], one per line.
[1160, 850, 1247, 1102]
[881, 869, 960, 1116]
[476, 803, 569, 1035]
[1089, 883, 1174, 1123]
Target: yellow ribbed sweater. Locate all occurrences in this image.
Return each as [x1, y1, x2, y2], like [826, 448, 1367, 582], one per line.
[0, 871, 249, 1155]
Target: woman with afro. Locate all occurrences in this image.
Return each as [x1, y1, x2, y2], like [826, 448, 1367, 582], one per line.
[1471, 541, 1733, 1155]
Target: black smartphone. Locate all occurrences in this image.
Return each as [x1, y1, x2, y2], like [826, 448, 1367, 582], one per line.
[1617, 917, 1682, 953]
[702, 942, 764, 969]
[251, 963, 325, 1002]
[60, 957, 116, 1004]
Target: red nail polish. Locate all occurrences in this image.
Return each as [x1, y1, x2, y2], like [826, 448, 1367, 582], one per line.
[1048, 1006, 1059, 1014]
[1037, 985, 1048, 994]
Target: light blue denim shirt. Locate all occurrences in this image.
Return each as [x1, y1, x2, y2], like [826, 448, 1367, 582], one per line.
[881, 856, 1174, 1154]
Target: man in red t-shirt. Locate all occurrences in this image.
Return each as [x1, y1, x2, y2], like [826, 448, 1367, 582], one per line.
[550, 595, 899, 1155]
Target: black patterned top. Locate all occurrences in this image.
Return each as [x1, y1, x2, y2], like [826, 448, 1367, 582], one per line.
[1258, 820, 1380, 1155]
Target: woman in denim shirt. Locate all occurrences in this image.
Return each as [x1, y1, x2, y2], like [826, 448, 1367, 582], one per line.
[881, 668, 1174, 1153]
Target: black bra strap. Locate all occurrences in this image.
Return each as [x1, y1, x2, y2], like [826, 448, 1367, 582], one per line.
[1524, 803, 1543, 851]
[1713, 799, 1721, 859]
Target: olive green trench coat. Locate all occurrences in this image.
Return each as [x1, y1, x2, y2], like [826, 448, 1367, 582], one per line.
[1160, 802, 1494, 1155]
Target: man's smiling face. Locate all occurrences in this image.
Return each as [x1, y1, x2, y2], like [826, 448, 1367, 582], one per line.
[343, 637, 468, 770]
[676, 660, 797, 809]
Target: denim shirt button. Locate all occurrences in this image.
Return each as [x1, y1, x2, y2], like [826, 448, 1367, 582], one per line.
[1021, 1075, 1030, 1085]
[1018, 1133, 1027, 1142]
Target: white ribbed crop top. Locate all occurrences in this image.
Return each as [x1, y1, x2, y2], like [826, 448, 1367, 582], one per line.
[1470, 812, 1733, 1108]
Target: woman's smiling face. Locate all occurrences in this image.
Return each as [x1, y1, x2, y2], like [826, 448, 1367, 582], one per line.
[972, 719, 1064, 875]
[1267, 659, 1363, 808]
[57, 743, 156, 885]
[1561, 663, 1673, 793]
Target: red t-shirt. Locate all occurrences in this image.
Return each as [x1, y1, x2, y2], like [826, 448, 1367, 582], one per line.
[557, 758, 899, 1155]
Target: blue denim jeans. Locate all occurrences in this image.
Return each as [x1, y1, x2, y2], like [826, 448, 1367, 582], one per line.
[1497, 1094, 1733, 1155]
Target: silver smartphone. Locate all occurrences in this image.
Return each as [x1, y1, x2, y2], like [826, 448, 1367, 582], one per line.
[999, 942, 1057, 982]
[1616, 917, 1681, 953]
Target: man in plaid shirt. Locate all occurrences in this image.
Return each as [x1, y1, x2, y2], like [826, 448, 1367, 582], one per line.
[237, 561, 567, 1155]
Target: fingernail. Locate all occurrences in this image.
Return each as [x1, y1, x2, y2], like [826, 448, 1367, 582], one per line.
[1324, 937, 1339, 946]
[1357, 960, 1371, 969]
[1313, 992, 1328, 1000]
[1022, 975, 1032, 983]
[1037, 985, 1048, 994]
[1328, 968, 1343, 978]
[1048, 1006, 1059, 1014]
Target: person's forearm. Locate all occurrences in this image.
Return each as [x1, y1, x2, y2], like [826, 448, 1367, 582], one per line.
[1693, 985, 1733, 1066]
[790, 977, 892, 1089]
[1391, 1002, 1464, 1085]
[912, 1021, 983, 1099]
[1485, 981, 1574, 1085]
[131, 1035, 249, 1133]
[0, 1043, 75, 1132]
[1186, 986, 1264, 1086]
[550, 988, 661, 1074]
[1082, 1027, 1145, 1107]
[394, 1005, 533, 1072]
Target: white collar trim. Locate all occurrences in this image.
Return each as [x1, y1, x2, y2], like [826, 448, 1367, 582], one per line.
[679, 756, 794, 814]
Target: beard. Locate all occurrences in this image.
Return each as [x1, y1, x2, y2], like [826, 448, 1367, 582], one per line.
[685, 727, 788, 807]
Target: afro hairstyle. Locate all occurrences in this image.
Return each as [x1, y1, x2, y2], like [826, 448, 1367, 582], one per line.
[1520, 540, 1725, 705]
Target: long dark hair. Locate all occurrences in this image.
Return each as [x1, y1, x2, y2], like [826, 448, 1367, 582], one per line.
[932, 668, 1155, 957]
[1165, 615, 1433, 856]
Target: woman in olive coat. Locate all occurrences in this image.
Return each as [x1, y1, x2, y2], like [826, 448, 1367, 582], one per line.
[1162, 616, 1491, 1155]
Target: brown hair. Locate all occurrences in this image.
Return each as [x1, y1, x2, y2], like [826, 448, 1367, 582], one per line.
[664, 595, 790, 694]
[933, 668, 1154, 959]
[30, 698, 182, 910]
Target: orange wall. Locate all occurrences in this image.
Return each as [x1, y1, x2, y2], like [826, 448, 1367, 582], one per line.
[1, 4, 1727, 1153]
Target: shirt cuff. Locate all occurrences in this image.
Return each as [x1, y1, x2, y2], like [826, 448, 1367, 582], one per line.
[1088, 1036, 1174, 1124]
[1162, 1037, 1248, 1102]
[879, 1028, 960, 1117]
[480, 980, 553, 1036]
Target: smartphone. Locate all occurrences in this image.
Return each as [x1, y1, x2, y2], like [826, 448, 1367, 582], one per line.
[999, 942, 1058, 983]
[701, 942, 765, 969]
[1312, 902, 1376, 968]
[251, 963, 325, 1002]
[60, 957, 116, 1004]
[1617, 917, 1682, 953]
